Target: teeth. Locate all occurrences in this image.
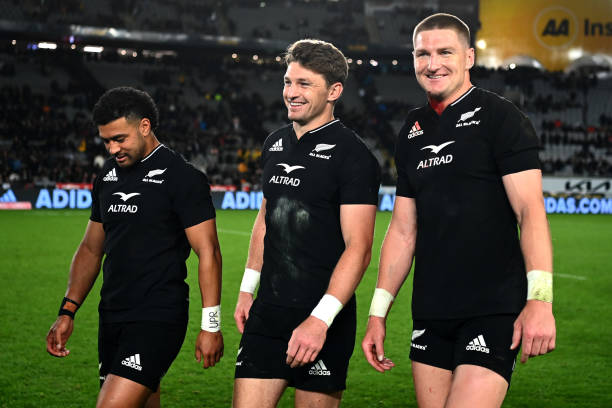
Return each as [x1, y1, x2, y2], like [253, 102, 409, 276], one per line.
[428, 75, 442, 79]
[290, 102, 305, 106]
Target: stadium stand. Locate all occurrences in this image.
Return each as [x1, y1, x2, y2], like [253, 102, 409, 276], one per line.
[0, 0, 610, 190]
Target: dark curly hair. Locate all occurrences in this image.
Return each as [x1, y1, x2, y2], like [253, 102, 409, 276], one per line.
[92, 87, 159, 130]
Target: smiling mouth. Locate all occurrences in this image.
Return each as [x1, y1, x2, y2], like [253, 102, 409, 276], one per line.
[426, 74, 445, 79]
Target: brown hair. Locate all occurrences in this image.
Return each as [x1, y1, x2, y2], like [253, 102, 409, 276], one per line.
[413, 13, 471, 48]
[284, 39, 348, 86]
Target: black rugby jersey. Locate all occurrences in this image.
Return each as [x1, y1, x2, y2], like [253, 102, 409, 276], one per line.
[91, 144, 216, 323]
[395, 87, 540, 320]
[259, 119, 380, 308]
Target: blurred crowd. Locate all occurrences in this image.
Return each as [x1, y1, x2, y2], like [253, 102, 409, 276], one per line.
[0, 48, 610, 190]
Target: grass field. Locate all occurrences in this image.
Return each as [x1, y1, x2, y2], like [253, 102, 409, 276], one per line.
[0, 210, 611, 407]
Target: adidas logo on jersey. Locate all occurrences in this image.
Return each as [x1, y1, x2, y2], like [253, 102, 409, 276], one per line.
[121, 354, 142, 371]
[308, 360, 331, 376]
[269, 138, 283, 152]
[407, 121, 424, 139]
[103, 168, 118, 182]
[466, 335, 490, 354]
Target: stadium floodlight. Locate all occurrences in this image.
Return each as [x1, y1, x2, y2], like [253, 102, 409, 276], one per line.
[476, 39, 487, 50]
[70, 44, 76, 49]
[252, 55, 259, 61]
[38, 42, 57, 50]
[392, 59, 398, 65]
[356, 59, 363, 65]
[370, 59, 378, 67]
[568, 48, 583, 60]
[11, 40, 16, 45]
[347, 58, 353, 64]
[83, 45, 104, 53]
[231, 53, 238, 59]
[509, 63, 516, 69]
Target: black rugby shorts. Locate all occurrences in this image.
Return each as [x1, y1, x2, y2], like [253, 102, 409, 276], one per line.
[235, 298, 356, 392]
[409, 314, 520, 384]
[98, 320, 187, 391]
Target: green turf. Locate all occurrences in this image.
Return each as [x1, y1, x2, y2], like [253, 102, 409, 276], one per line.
[0, 210, 611, 407]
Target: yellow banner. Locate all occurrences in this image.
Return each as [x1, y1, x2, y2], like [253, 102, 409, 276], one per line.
[477, 0, 612, 71]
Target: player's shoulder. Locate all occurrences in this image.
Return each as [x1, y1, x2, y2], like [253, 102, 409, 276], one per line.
[263, 123, 292, 149]
[332, 121, 379, 166]
[399, 105, 429, 136]
[156, 145, 208, 181]
[474, 87, 524, 116]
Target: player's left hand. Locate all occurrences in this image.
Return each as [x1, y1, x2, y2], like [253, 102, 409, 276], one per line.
[286, 316, 328, 368]
[195, 330, 224, 368]
[511, 299, 556, 363]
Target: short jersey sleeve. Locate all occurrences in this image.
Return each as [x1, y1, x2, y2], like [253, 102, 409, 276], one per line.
[90, 173, 102, 222]
[338, 141, 381, 205]
[493, 100, 541, 175]
[394, 121, 415, 198]
[170, 164, 216, 228]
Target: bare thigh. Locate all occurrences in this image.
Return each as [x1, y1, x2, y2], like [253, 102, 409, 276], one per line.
[294, 389, 342, 408]
[233, 378, 288, 408]
[96, 374, 155, 408]
[412, 361, 453, 408]
[444, 364, 508, 408]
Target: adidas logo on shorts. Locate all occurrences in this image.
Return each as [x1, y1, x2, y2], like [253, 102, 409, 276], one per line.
[308, 359, 331, 376]
[103, 168, 118, 182]
[269, 138, 283, 152]
[466, 335, 490, 354]
[121, 353, 143, 371]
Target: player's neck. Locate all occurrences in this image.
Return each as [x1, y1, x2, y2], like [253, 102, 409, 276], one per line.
[428, 80, 474, 115]
[142, 135, 161, 159]
[293, 114, 335, 139]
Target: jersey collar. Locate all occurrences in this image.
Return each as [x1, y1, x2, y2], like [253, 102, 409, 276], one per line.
[141, 143, 165, 163]
[449, 86, 476, 108]
[290, 119, 340, 144]
[426, 86, 477, 117]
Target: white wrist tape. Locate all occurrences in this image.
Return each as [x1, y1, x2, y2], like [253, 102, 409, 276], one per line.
[527, 270, 553, 303]
[310, 294, 343, 327]
[369, 288, 395, 317]
[239, 268, 261, 294]
[201, 305, 221, 332]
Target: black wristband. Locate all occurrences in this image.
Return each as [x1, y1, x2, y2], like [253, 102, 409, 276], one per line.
[58, 297, 80, 319]
[58, 308, 75, 319]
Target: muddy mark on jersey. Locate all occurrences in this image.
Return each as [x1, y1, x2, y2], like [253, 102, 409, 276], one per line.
[268, 196, 311, 299]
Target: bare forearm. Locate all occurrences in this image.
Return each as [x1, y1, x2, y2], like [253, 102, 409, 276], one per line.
[65, 243, 103, 304]
[518, 204, 553, 272]
[325, 242, 372, 304]
[377, 225, 415, 296]
[199, 245, 222, 307]
[245, 205, 266, 271]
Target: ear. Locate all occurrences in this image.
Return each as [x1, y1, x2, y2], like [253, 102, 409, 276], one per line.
[466, 47, 475, 70]
[327, 82, 343, 102]
[139, 118, 152, 136]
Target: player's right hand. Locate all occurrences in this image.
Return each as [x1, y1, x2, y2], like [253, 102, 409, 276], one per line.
[46, 316, 74, 357]
[362, 316, 395, 373]
[234, 292, 254, 334]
